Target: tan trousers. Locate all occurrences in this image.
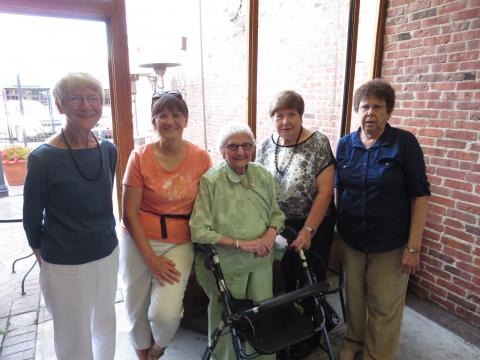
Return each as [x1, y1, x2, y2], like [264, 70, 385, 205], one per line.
[339, 240, 409, 360]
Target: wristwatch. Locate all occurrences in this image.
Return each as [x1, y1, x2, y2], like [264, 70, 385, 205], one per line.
[405, 245, 420, 254]
[302, 225, 316, 235]
[269, 225, 280, 234]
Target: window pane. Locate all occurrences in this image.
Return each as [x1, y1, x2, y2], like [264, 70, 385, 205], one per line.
[256, 0, 351, 149]
[126, 0, 248, 163]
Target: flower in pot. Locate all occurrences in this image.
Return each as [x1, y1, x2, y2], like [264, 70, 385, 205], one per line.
[1, 145, 31, 186]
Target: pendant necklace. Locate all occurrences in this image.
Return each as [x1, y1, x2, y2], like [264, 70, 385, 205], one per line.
[61, 128, 103, 182]
[274, 127, 303, 175]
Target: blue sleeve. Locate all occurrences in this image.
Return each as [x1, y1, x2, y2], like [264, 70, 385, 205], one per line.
[404, 133, 430, 197]
[23, 152, 48, 249]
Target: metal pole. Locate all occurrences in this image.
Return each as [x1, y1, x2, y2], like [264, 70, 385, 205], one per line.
[2, 90, 13, 143]
[16, 73, 27, 146]
[46, 89, 55, 133]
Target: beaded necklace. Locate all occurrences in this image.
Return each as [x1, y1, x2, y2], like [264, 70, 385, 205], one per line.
[274, 127, 303, 175]
[61, 128, 103, 182]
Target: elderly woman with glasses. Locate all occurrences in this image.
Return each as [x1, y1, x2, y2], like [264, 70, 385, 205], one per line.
[336, 79, 430, 360]
[23, 73, 118, 360]
[119, 91, 212, 360]
[190, 122, 285, 360]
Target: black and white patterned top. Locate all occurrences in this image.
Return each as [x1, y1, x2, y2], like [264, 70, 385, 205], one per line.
[257, 131, 334, 219]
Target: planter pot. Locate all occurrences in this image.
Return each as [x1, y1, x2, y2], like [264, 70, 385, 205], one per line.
[3, 161, 27, 186]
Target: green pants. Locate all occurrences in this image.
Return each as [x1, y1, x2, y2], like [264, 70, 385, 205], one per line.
[195, 258, 275, 360]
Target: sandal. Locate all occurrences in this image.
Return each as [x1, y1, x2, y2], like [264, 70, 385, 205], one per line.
[148, 345, 166, 360]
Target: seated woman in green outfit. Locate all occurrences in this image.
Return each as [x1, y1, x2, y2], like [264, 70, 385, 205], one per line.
[190, 122, 285, 360]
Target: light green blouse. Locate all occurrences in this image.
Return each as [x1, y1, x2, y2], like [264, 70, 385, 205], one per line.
[190, 161, 286, 275]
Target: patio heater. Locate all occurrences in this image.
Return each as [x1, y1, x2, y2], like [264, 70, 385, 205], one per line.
[139, 62, 181, 93]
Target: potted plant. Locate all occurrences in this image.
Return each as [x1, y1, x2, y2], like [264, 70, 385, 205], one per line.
[1, 145, 31, 186]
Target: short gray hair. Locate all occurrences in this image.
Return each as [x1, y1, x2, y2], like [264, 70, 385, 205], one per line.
[217, 122, 256, 150]
[53, 73, 104, 104]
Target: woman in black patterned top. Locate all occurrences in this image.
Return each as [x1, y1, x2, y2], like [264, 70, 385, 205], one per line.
[256, 90, 336, 359]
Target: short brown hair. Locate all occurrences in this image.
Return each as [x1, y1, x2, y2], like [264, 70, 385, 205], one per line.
[151, 93, 188, 121]
[353, 78, 396, 114]
[269, 90, 305, 117]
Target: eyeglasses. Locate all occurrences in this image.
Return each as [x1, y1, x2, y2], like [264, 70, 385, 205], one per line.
[66, 95, 101, 106]
[223, 143, 254, 152]
[151, 90, 183, 105]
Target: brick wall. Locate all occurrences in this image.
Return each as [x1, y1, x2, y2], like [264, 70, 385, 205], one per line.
[382, 0, 480, 326]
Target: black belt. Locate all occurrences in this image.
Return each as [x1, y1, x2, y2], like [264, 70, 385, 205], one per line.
[141, 209, 191, 239]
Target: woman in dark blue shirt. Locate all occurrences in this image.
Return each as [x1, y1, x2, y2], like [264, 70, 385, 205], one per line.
[336, 79, 430, 360]
[23, 73, 118, 360]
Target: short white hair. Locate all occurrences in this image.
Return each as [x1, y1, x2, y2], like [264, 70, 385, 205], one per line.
[53, 72, 104, 104]
[217, 122, 256, 150]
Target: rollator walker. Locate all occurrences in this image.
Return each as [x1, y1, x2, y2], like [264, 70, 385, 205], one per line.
[195, 227, 345, 360]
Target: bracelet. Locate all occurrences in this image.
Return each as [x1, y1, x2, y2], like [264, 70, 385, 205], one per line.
[235, 240, 240, 250]
[303, 225, 315, 235]
[405, 245, 420, 254]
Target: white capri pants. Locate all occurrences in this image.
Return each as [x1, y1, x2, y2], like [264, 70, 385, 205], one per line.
[40, 246, 119, 360]
[118, 231, 194, 350]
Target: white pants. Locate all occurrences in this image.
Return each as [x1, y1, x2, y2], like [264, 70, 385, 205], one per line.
[118, 231, 194, 350]
[40, 246, 119, 360]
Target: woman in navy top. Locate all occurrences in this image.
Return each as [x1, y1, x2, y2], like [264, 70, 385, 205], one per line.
[336, 79, 430, 360]
[23, 73, 118, 360]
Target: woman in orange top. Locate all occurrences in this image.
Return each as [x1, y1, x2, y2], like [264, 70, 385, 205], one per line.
[119, 91, 212, 360]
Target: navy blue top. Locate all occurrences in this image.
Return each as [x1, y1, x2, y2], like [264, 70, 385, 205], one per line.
[335, 124, 430, 253]
[23, 141, 118, 265]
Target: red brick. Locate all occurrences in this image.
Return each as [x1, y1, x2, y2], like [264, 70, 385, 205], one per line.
[456, 201, 480, 216]
[423, 146, 447, 157]
[439, 110, 468, 120]
[444, 246, 474, 263]
[406, 0, 430, 13]
[410, 46, 436, 56]
[403, 82, 429, 91]
[447, 292, 477, 312]
[445, 129, 478, 140]
[444, 178, 474, 192]
[431, 184, 452, 197]
[467, 38, 480, 50]
[436, 42, 466, 53]
[423, 34, 452, 46]
[414, 27, 441, 38]
[447, 150, 479, 162]
[398, 21, 422, 32]
[444, 91, 475, 101]
[425, 220, 445, 233]
[402, 100, 426, 108]
[445, 209, 477, 224]
[456, 120, 480, 131]
[460, 162, 480, 172]
[414, 109, 440, 118]
[426, 119, 455, 128]
[438, 2, 468, 15]
[444, 226, 475, 244]
[457, 101, 480, 110]
[429, 194, 457, 207]
[395, 57, 419, 67]
[399, 38, 424, 49]
[448, 51, 480, 62]
[425, 264, 452, 281]
[424, 229, 442, 242]
[420, 54, 448, 64]
[451, 8, 480, 21]
[452, 190, 480, 205]
[431, 82, 456, 90]
[432, 63, 460, 72]
[435, 139, 468, 149]
[459, 60, 480, 70]
[456, 81, 480, 90]
[443, 218, 463, 229]
[421, 14, 450, 27]
[428, 100, 455, 109]
[430, 157, 460, 168]
[385, 49, 410, 59]
[437, 278, 466, 297]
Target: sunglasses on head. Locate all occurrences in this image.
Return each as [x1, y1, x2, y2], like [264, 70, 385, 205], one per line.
[151, 90, 183, 105]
